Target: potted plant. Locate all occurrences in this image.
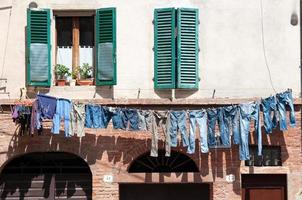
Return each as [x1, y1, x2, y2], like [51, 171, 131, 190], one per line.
[55, 64, 70, 86]
[77, 63, 93, 86]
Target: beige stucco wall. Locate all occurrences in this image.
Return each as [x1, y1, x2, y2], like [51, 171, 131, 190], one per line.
[0, 0, 300, 99]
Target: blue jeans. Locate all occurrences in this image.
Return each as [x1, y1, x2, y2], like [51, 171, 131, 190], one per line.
[262, 96, 277, 133]
[122, 109, 140, 131]
[85, 105, 112, 128]
[224, 105, 240, 145]
[276, 90, 296, 131]
[168, 111, 189, 147]
[138, 110, 152, 131]
[187, 110, 208, 154]
[239, 102, 262, 160]
[112, 108, 126, 130]
[207, 108, 229, 147]
[52, 98, 71, 137]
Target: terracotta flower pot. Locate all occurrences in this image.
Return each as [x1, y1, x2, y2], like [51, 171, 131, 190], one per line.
[57, 79, 66, 86]
[77, 79, 93, 86]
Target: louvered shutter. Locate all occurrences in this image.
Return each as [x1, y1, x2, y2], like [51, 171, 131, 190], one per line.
[95, 8, 116, 86]
[177, 8, 199, 89]
[154, 8, 176, 89]
[27, 9, 51, 86]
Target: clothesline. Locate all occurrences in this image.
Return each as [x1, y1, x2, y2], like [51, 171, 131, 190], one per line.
[12, 89, 296, 161]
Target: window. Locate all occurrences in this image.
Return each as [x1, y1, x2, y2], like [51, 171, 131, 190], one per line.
[56, 16, 94, 84]
[245, 145, 282, 167]
[154, 8, 199, 89]
[26, 8, 116, 87]
[128, 150, 199, 173]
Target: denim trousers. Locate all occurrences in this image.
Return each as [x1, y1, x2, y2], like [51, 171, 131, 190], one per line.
[168, 111, 189, 147]
[122, 109, 140, 131]
[239, 102, 262, 160]
[187, 110, 208, 154]
[207, 108, 229, 147]
[276, 90, 296, 131]
[138, 110, 152, 131]
[224, 105, 240, 145]
[52, 98, 72, 137]
[112, 108, 126, 130]
[85, 105, 112, 129]
[151, 111, 171, 157]
[70, 103, 86, 137]
[262, 96, 277, 133]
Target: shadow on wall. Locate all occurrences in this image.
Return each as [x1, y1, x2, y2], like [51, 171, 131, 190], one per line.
[0, 151, 92, 199]
[95, 86, 114, 99]
[0, 106, 295, 198]
[2, 127, 243, 197]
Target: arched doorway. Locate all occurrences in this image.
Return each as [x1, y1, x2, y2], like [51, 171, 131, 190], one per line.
[0, 152, 92, 199]
[121, 150, 211, 200]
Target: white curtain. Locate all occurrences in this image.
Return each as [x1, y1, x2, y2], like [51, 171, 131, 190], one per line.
[80, 47, 93, 67]
[57, 47, 72, 80]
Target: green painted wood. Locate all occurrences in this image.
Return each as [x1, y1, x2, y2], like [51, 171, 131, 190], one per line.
[95, 8, 116, 86]
[177, 8, 199, 89]
[154, 8, 176, 89]
[27, 9, 51, 87]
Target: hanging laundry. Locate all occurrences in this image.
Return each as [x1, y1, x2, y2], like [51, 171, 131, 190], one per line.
[122, 109, 140, 131]
[151, 111, 171, 157]
[30, 100, 43, 135]
[239, 102, 262, 160]
[37, 94, 57, 119]
[187, 109, 208, 154]
[12, 105, 31, 136]
[85, 105, 112, 129]
[223, 105, 240, 145]
[276, 89, 296, 131]
[207, 108, 230, 148]
[111, 108, 126, 130]
[70, 102, 86, 137]
[137, 110, 152, 131]
[168, 110, 189, 148]
[262, 96, 277, 133]
[52, 98, 72, 137]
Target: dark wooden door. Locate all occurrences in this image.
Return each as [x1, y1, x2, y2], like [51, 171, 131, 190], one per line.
[241, 174, 287, 200]
[0, 152, 92, 200]
[119, 183, 211, 200]
[244, 187, 284, 200]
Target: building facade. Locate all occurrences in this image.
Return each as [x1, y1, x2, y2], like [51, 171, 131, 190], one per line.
[0, 0, 301, 199]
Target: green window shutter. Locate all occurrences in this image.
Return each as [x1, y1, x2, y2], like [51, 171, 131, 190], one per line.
[154, 8, 176, 89]
[95, 8, 116, 86]
[177, 8, 199, 89]
[27, 9, 51, 87]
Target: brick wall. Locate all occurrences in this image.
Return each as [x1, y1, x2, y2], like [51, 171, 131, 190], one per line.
[0, 105, 300, 199]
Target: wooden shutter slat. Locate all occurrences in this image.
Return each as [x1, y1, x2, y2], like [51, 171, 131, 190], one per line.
[95, 8, 116, 85]
[154, 8, 176, 89]
[27, 9, 51, 86]
[177, 8, 199, 89]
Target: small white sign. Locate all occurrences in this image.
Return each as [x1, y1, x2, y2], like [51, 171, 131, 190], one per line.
[103, 175, 113, 183]
[226, 174, 235, 183]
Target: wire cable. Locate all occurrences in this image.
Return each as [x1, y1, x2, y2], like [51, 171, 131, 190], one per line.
[0, 7, 12, 79]
[259, 0, 277, 94]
